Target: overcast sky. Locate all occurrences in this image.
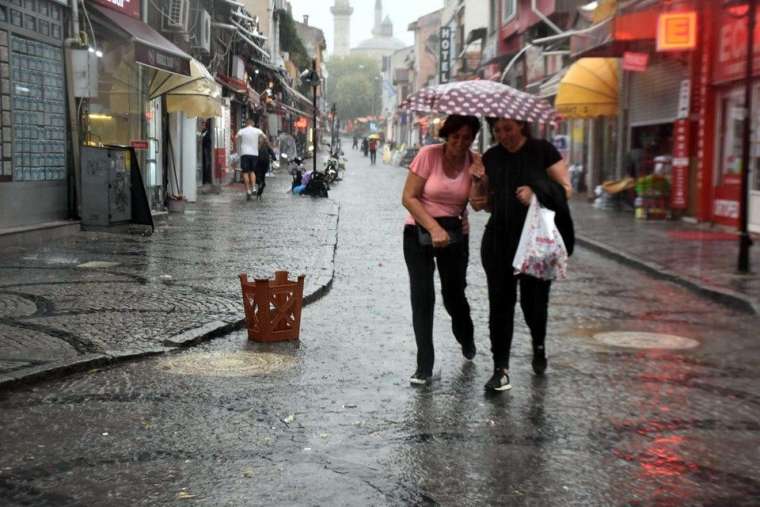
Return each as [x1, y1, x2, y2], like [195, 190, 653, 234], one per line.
[287, 0, 444, 56]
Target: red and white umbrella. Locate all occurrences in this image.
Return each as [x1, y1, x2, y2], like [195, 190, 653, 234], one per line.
[398, 80, 556, 123]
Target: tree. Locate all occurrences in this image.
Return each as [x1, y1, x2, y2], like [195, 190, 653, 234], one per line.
[325, 55, 382, 121]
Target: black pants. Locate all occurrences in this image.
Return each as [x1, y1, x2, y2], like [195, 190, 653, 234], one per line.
[403, 225, 474, 376]
[370, 150, 377, 164]
[481, 228, 552, 370]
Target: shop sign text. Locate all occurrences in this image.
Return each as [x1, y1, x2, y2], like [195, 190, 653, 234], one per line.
[622, 52, 649, 72]
[715, 2, 760, 83]
[439, 27, 451, 84]
[92, 0, 141, 19]
[670, 119, 690, 210]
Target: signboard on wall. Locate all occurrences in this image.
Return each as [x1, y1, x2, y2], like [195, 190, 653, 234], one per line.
[657, 11, 697, 52]
[714, 2, 760, 84]
[92, 0, 141, 19]
[439, 26, 451, 84]
[670, 119, 690, 210]
[622, 52, 649, 72]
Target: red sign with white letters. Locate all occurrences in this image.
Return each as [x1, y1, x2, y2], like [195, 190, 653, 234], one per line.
[91, 0, 141, 19]
[622, 52, 649, 72]
[714, 1, 760, 84]
[670, 119, 690, 210]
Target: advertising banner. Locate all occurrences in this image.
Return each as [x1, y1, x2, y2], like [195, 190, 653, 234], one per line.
[91, 0, 140, 19]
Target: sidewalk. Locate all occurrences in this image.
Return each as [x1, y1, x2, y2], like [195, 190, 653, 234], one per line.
[571, 198, 760, 314]
[0, 177, 339, 389]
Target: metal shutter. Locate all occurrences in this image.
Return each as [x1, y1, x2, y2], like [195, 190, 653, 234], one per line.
[629, 59, 688, 126]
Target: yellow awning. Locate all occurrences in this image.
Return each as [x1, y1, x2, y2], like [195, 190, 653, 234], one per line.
[555, 58, 619, 119]
[149, 59, 222, 118]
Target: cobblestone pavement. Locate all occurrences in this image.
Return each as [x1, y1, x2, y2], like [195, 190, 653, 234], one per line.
[0, 144, 758, 505]
[0, 176, 338, 386]
[571, 200, 760, 314]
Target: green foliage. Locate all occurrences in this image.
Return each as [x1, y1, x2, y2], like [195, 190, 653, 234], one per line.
[635, 175, 670, 196]
[325, 55, 383, 121]
[277, 9, 310, 73]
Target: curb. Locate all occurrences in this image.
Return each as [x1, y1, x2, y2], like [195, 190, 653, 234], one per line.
[576, 234, 759, 315]
[0, 204, 341, 392]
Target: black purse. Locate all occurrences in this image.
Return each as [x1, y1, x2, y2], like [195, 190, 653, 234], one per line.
[416, 217, 464, 247]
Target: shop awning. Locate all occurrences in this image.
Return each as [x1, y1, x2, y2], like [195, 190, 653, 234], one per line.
[149, 59, 222, 118]
[555, 58, 619, 119]
[92, 5, 191, 77]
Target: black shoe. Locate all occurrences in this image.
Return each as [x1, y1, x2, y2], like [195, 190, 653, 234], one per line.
[532, 354, 547, 376]
[532, 346, 547, 376]
[409, 369, 439, 386]
[484, 368, 511, 392]
[461, 340, 476, 361]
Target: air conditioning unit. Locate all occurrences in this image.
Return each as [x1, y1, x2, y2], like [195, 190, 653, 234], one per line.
[162, 0, 190, 32]
[192, 10, 212, 53]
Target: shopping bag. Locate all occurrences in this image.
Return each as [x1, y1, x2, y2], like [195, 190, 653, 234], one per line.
[512, 196, 568, 280]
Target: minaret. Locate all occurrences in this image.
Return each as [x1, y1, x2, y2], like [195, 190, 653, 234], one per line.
[372, 0, 382, 36]
[330, 0, 353, 57]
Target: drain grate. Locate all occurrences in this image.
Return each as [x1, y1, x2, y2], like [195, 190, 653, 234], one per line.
[159, 351, 296, 377]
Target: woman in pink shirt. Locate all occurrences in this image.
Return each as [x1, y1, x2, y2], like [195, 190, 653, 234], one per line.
[401, 115, 483, 386]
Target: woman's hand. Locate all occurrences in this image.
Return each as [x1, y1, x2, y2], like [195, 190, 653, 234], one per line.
[430, 226, 450, 248]
[469, 152, 486, 180]
[516, 186, 534, 206]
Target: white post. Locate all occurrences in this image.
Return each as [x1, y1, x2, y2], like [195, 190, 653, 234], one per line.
[181, 113, 197, 202]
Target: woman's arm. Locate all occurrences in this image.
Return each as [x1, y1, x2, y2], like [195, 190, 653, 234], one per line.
[468, 152, 491, 212]
[401, 172, 450, 247]
[547, 159, 572, 199]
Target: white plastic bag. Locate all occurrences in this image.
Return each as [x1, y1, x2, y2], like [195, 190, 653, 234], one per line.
[512, 196, 568, 280]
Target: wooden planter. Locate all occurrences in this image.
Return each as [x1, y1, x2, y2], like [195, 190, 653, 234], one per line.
[239, 271, 305, 342]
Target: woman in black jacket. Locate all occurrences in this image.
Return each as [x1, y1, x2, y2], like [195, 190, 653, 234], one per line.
[470, 118, 574, 392]
[255, 137, 276, 199]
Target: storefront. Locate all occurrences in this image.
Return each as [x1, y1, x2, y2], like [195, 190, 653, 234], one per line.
[86, 0, 192, 210]
[0, 0, 69, 229]
[703, 1, 760, 231]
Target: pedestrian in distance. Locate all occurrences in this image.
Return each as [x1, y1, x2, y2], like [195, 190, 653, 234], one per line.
[361, 137, 369, 157]
[352, 135, 359, 150]
[235, 118, 266, 201]
[469, 118, 574, 392]
[369, 137, 378, 165]
[401, 114, 481, 386]
[255, 136, 276, 199]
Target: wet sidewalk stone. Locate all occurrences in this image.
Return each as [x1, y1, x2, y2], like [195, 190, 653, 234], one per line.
[571, 199, 760, 314]
[0, 177, 338, 387]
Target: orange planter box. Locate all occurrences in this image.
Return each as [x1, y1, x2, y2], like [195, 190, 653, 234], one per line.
[239, 271, 305, 342]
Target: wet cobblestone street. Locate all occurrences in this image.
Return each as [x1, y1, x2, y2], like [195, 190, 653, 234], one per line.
[1, 146, 759, 505]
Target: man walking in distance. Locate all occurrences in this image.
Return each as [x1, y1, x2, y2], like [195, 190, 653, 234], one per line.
[235, 118, 266, 200]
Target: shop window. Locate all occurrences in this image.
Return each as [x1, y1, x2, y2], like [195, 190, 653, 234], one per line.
[717, 89, 745, 186]
[10, 9, 22, 27]
[0, 5, 6, 23]
[753, 83, 760, 192]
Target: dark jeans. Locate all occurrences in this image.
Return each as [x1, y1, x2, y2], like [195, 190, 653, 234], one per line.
[482, 228, 552, 370]
[370, 150, 377, 164]
[403, 225, 474, 376]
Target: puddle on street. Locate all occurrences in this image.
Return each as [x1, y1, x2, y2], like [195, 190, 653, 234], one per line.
[594, 331, 699, 350]
[158, 350, 297, 377]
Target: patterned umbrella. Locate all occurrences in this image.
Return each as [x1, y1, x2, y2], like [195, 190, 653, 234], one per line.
[398, 80, 556, 123]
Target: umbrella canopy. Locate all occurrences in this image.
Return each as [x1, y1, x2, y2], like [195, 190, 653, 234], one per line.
[555, 58, 619, 119]
[367, 133, 381, 140]
[398, 79, 556, 123]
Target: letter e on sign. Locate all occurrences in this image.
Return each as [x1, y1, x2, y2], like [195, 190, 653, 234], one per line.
[657, 12, 698, 52]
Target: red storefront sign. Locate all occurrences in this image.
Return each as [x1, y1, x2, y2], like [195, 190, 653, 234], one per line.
[714, 1, 760, 84]
[670, 119, 690, 209]
[130, 140, 149, 150]
[91, 0, 141, 19]
[622, 52, 649, 72]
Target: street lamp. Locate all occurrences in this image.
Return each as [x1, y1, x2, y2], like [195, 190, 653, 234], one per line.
[300, 59, 320, 175]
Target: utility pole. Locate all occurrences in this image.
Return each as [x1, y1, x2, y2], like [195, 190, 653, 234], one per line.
[738, 0, 756, 273]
